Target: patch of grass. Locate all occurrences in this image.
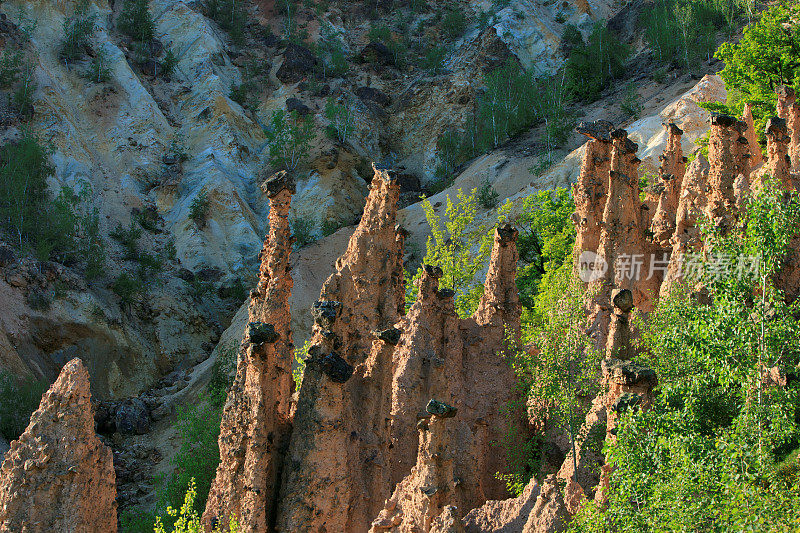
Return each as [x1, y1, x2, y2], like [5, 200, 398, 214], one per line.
[189, 190, 209, 228]
[290, 215, 316, 248]
[478, 178, 499, 209]
[60, 3, 97, 62]
[118, 0, 155, 43]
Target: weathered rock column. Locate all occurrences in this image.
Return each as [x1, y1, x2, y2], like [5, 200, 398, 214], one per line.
[651, 123, 687, 248]
[777, 86, 800, 171]
[0, 358, 117, 533]
[203, 171, 296, 533]
[759, 117, 793, 190]
[706, 114, 750, 231]
[573, 121, 614, 261]
[742, 103, 764, 168]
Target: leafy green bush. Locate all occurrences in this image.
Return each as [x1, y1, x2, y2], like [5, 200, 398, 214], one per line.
[290, 216, 316, 248]
[153, 394, 224, 530]
[643, 0, 744, 71]
[0, 371, 47, 442]
[439, 61, 573, 180]
[367, 24, 408, 67]
[60, 4, 97, 61]
[0, 49, 22, 88]
[189, 190, 210, 227]
[564, 22, 628, 102]
[324, 97, 355, 144]
[419, 44, 447, 73]
[477, 178, 499, 209]
[620, 82, 643, 119]
[112, 272, 144, 307]
[155, 479, 239, 533]
[163, 49, 179, 77]
[118, 0, 155, 42]
[86, 48, 111, 83]
[441, 9, 467, 40]
[317, 24, 349, 78]
[264, 110, 314, 172]
[293, 339, 311, 391]
[205, 0, 247, 45]
[12, 69, 36, 118]
[110, 222, 142, 260]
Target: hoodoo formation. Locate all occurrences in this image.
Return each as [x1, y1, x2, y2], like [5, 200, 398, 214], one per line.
[202, 171, 297, 532]
[0, 359, 117, 533]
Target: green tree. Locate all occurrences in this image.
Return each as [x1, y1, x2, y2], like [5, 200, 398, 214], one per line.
[324, 97, 355, 144]
[515, 188, 576, 311]
[716, 2, 800, 133]
[118, 0, 155, 42]
[155, 479, 239, 533]
[564, 22, 629, 102]
[264, 110, 314, 172]
[406, 189, 497, 317]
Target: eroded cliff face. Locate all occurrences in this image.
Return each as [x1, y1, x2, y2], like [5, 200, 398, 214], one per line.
[202, 172, 296, 532]
[0, 358, 117, 533]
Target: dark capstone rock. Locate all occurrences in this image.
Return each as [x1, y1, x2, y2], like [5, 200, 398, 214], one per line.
[426, 399, 457, 418]
[576, 120, 615, 142]
[602, 359, 657, 387]
[355, 86, 391, 107]
[778, 85, 796, 99]
[312, 300, 342, 330]
[665, 121, 683, 136]
[320, 352, 353, 383]
[276, 44, 319, 83]
[286, 97, 312, 116]
[610, 129, 638, 153]
[0, 244, 16, 267]
[710, 113, 738, 128]
[417, 418, 429, 431]
[248, 322, 279, 345]
[115, 399, 150, 435]
[612, 392, 642, 413]
[264, 170, 296, 197]
[360, 42, 395, 66]
[423, 264, 443, 279]
[375, 327, 402, 345]
[611, 289, 634, 313]
[437, 288, 455, 300]
[497, 223, 518, 245]
[395, 224, 409, 238]
[765, 117, 788, 136]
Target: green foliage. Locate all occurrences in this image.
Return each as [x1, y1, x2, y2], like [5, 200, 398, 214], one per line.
[317, 24, 349, 78]
[716, 3, 800, 139]
[264, 110, 314, 172]
[443, 61, 573, 180]
[0, 371, 47, 442]
[155, 479, 239, 533]
[419, 44, 446, 73]
[189, 190, 210, 227]
[112, 272, 144, 307]
[0, 134, 103, 264]
[60, 3, 97, 62]
[163, 49, 179, 77]
[321, 218, 343, 237]
[86, 47, 111, 83]
[290, 215, 316, 248]
[620, 83, 642, 119]
[643, 0, 745, 69]
[293, 338, 311, 391]
[406, 189, 494, 317]
[477, 178, 499, 209]
[110, 221, 142, 260]
[0, 49, 23, 88]
[118, 0, 155, 43]
[154, 394, 225, 531]
[205, 0, 247, 45]
[441, 9, 467, 40]
[573, 181, 800, 531]
[514, 188, 576, 312]
[12, 67, 36, 118]
[368, 24, 407, 67]
[564, 22, 629, 102]
[516, 265, 601, 484]
[324, 97, 355, 144]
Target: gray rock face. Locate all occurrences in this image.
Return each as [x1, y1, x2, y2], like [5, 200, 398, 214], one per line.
[115, 399, 150, 435]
